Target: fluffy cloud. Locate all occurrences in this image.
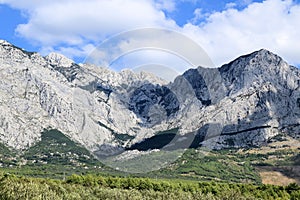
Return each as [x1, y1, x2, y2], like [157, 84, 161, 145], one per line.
[1, 0, 177, 57]
[183, 0, 300, 66]
[1, 0, 300, 69]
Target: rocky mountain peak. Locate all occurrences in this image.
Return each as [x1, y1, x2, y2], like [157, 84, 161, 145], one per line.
[0, 40, 11, 46]
[250, 49, 286, 69]
[45, 52, 74, 68]
[0, 40, 299, 155]
[254, 48, 281, 59]
[0, 40, 37, 64]
[215, 48, 296, 97]
[220, 49, 285, 74]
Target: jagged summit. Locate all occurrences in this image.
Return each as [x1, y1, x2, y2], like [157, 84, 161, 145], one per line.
[0, 40, 299, 154]
[216, 48, 295, 96]
[0, 40, 11, 46]
[220, 49, 285, 73]
[247, 49, 284, 67]
[45, 52, 75, 68]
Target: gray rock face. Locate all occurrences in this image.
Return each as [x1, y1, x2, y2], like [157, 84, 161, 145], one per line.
[129, 83, 180, 126]
[171, 49, 300, 148]
[0, 40, 165, 152]
[0, 40, 299, 154]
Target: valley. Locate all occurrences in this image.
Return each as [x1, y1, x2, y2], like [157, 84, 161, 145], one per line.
[0, 129, 298, 187]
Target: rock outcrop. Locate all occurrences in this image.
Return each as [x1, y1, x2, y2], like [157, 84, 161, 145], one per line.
[0, 40, 299, 155]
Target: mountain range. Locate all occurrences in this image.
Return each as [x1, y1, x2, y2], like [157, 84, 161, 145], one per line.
[0, 39, 299, 160]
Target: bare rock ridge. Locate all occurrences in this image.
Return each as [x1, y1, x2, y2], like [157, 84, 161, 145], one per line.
[128, 49, 299, 150]
[0, 39, 299, 156]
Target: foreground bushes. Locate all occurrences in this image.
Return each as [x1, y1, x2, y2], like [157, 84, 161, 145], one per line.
[0, 173, 299, 200]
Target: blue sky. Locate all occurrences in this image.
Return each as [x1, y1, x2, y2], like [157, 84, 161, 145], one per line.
[0, 0, 300, 71]
[165, 0, 262, 26]
[0, 5, 29, 48]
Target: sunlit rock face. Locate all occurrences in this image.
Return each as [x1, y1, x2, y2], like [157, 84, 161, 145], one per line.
[0, 40, 299, 154]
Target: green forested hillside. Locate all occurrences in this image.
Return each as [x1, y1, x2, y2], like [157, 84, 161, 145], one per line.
[0, 129, 299, 200]
[0, 130, 299, 184]
[0, 173, 299, 200]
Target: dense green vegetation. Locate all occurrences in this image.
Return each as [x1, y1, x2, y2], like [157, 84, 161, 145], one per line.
[0, 173, 299, 200]
[0, 129, 299, 199]
[21, 129, 109, 178]
[0, 129, 298, 183]
[149, 149, 261, 183]
[24, 129, 97, 163]
[149, 144, 300, 183]
[0, 143, 17, 167]
[0, 129, 121, 179]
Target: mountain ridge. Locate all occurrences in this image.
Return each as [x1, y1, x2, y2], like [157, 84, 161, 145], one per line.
[0, 40, 299, 158]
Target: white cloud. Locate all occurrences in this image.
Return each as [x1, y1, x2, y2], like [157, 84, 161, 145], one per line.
[85, 28, 214, 73]
[190, 8, 204, 24]
[225, 2, 237, 9]
[21, 0, 175, 42]
[1, 0, 300, 69]
[182, 0, 300, 66]
[155, 0, 176, 12]
[1, 0, 177, 58]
